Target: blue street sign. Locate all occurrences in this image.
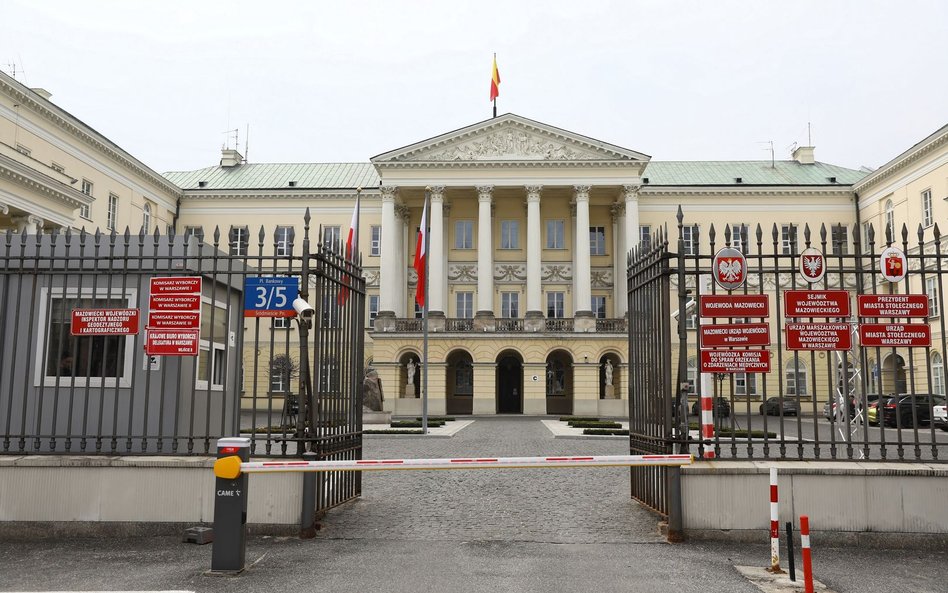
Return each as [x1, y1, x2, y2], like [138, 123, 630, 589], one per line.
[243, 277, 299, 318]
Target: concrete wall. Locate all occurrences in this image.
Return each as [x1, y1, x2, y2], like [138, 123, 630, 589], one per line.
[681, 460, 948, 545]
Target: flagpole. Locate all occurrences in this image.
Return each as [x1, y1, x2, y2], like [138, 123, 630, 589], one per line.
[492, 52, 498, 118]
[422, 188, 431, 435]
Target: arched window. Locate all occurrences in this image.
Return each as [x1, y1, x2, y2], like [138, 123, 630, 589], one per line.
[932, 352, 945, 396]
[455, 359, 473, 395]
[686, 357, 697, 394]
[142, 203, 152, 233]
[785, 359, 808, 396]
[884, 199, 895, 239]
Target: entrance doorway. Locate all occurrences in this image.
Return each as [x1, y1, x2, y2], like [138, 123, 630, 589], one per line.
[446, 349, 474, 415]
[545, 350, 573, 415]
[496, 351, 523, 414]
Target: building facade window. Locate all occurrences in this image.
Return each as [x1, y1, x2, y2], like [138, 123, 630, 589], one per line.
[456, 292, 474, 319]
[730, 224, 745, 253]
[591, 295, 606, 319]
[926, 277, 940, 317]
[272, 317, 291, 329]
[368, 294, 379, 326]
[500, 220, 519, 249]
[197, 300, 228, 390]
[781, 224, 797, 255]
[455, 221, 474, 249]
[501, 292, 519, 318]
[785, 359, 809, 396]
[142, 203, 152, 233]
[79, 180, 93, 220]
[275, 226, 293, 256]
[107, 194, 119, 231]
[547, 292, 565, 318]
[862, 222, 873, 250]
[639, 225, 651, 249]
[922, 189, 933, 227]
[546, 220, 565, 249]
[685, 313, 697, 330]
[414, 300, 423, 319]
[884, 199, 895, 238]
[681, 225, 698, 256]
[589, 226, 606, 255]
[932, 352, 945, 396]
[184, 226, 204, 243]
[686, 357, 697, 394]
[735, 373, 758, 396]
[323, 226, 341, 251]
[370, 225, 381, 256]
[229, 226, 248, 256]
[831, 225, 849, 255]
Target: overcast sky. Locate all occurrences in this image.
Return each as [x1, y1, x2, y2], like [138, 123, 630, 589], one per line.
[2, 0, 946, 173]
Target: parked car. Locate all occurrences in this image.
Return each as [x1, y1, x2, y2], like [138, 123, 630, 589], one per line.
[880, 394, 947, 428]
[823, 395, 881, 422]
[760, 397, 800, 416]
[934, 402, 947, 431]
[691, 397, 731, 418]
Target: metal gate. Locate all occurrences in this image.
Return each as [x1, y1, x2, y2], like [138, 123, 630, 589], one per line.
[0, 208, 365, 512]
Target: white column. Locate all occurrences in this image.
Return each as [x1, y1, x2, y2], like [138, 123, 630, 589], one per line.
[620, 184, 641, 317]
[525, 185, 543, 316]
[612, 202, 625, 317]
[397, 204, 409, 316]
[428, 185, 446, 316]
[13, 214, 43, 234]
[476, 185, 494, 316]
[379, 186, 398, 315]
[573, 185, 592, 317]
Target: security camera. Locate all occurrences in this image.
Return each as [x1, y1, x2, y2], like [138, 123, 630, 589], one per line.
[292, 297, 315, 318]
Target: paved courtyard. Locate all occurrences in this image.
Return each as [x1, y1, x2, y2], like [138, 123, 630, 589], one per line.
[0, 417, 945, 593]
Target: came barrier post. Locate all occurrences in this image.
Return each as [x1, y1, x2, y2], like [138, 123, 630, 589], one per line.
[801, 515, 814, 593]
[211, 437, 251, 574]
[769, 467, 781, 573]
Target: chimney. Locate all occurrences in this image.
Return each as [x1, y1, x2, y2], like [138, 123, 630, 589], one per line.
[220, 148, 244, 168]
[792, 145, 815, 165]
[30, 88, 52, 100]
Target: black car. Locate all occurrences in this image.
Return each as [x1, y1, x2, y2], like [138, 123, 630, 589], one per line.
[759, 397, 800, 416]
[880, 394, 947, 428]
[691, 397, 731, 418]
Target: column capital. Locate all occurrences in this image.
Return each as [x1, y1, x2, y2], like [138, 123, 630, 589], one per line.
[525, 185, 543, 202]
[395, 204, 411, 221]
[380, 185, 399, 202]
[476, 185, 494, 202]
[12, 214, 43, 227]
[611, 202, 626, 217]
[573, 184, 591, 201]
[622, 184, 642, 201]
[0, 202, 8, 216]
[427, 185, 446, 202]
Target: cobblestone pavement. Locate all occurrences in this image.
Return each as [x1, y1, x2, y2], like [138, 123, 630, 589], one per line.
[318, 417, 661, 544]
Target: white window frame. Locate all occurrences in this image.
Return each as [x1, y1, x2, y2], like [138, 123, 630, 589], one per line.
[272, 317, 291, 329]
[142, 203, 152, 233]
[500, 220, 519, 249]
[323, 226, 341, 251]
[184, 226, 204, 243]
[370, 225, 381, 256]
[831, 225, 849, 255]
[230, 226, 248, 257]
[275, 226, 293, 257]
[862, 222, 873, 250]
[926, 277, 940, 318]
[685, 313, 697, 330]
[368, 294, 379, 326]
[639, 225, 651, 248]
[682, 225, 698, 256]
[781, 224, 797, 255]
[730, 224, 745, 253]
[454, 221, 474, 249]
[269, 368, 287, 393]
[546, 220, 565, 249]
[456, 292, 474, 319]
[547, 292, 565, 318]
[735, 372, 758, 396]
[196, 297, 228, 391]
[107, 194, 119, 231]
[785, 359, 809, 396]
[932, 352, 945, 396]
[921, 189, 933, 228]
[589, 226, 606, 256]
[686, 357, 697, 395]
[33, 287, 137, 388]
[884, 199, 895, 238]
[591, 295, 607, 319]
[501, 292, 519, 318]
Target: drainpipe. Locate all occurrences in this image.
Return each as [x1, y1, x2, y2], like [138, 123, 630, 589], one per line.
[171, 195, 182, 234]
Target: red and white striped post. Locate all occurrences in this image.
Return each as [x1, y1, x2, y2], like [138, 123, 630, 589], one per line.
[700, 392, 715, 459]
[800, 515, 814, 593]
[769, 467, 781, 572]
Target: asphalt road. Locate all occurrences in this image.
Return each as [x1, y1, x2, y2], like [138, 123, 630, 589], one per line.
[0, 417, 945, 593]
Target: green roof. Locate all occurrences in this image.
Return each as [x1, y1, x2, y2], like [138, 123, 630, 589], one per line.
[641, 160, 866, 186]
[163, 163, 379, 190]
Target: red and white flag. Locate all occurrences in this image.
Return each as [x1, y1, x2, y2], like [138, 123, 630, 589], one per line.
[413, 197, 428, 308]
[336, 192, 360, 305]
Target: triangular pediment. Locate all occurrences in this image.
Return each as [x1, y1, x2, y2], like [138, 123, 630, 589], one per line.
[372, 114, 650, 164]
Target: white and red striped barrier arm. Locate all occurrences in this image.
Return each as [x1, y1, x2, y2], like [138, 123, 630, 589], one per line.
[770, 467, 781, 572]
[801, 514, 814, 593]
[701, 394, 716, 459]
[235, 454, 694, 474]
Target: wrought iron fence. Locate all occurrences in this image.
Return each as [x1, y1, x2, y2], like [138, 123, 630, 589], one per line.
[628, 207, 947, 475]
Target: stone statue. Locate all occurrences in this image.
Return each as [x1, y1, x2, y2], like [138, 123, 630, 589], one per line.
[363, 366, 384, 412]
[407, 358, 416, 386]
[604, 360, 614, 387]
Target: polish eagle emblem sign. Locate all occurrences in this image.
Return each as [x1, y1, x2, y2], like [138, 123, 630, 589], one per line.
[712, 247, 746, 290]
[799, 247, 825, 283]
[880, 246, 907, 283]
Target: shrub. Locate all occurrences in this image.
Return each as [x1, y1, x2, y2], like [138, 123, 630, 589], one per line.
[390, 420, 445, 428]
[559, 416, 600, 422]
[568, 421, 622, 429]
[414, 416, 455, 422]
[364, 429, 424, 435]
[583, 429, 630, 436]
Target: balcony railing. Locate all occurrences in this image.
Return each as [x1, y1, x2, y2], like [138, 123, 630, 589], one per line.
[496, 318, 524, 332]
[596, 318, 628, 332]
[380, 317, 625, 333]
[545, 318, 574, 332]
[446, 318, 475, 332]
[394, 318, 423, 332]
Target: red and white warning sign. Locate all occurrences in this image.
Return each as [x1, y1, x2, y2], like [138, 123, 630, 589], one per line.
[859, 323, 931, 347]
[700, 350, 771, 373]
[146, 276, 202, 356]
[699, 294, 770, 318]
[784, 290, 851, 317]
[700, 323, 771, 348]
[857, 294, 929, 318]
[71, 308, 140, 336]
[785, 323, 852, 351]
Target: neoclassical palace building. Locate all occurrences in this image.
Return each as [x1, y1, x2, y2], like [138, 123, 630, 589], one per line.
[2, 69, 945, 417]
